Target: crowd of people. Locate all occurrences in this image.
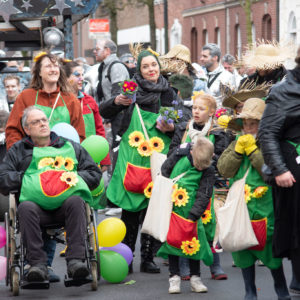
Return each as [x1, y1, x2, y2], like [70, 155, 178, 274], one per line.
[0, 38, 299, 300]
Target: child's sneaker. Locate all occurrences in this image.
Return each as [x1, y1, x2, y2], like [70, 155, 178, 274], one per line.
[190, 275, 208, 293]
[169, 275, 181, 294]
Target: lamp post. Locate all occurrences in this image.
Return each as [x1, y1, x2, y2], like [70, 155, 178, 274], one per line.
[164, 0, 168, 53]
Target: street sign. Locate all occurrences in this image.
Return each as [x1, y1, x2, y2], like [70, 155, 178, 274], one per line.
[89, 19, 111, 39]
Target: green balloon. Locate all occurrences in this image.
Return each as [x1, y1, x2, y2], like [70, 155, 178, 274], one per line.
[91, 178, 105, 196]
[100, 250, 128, 283]
[81, 135, 109, 163]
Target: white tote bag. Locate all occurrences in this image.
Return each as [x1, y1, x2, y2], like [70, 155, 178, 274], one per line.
[150, 151, 167, 181]
[141, 172, 186, 242]
[217, 169, 259, 252]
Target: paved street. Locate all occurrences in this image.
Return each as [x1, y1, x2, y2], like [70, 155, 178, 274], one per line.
[0, 214, 298, 299]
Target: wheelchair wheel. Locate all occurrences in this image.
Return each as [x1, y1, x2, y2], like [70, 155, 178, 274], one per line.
[91, 261, 98, 291]
[11, 269, 19, 296]
[4, 212, 10, 287]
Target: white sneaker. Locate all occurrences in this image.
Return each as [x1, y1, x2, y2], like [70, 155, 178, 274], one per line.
[97, 208, 109, 214]
[169, 275, 181, 294]
[190, 275, 208, 293]
[105, 208, 122, 216]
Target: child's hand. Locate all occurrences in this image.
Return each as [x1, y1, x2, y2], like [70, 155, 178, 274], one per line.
[239, 134, 257, 156]
[235, 136, 245, 154]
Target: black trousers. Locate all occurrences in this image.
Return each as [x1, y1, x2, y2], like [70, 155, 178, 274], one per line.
[168, 255, 200, 277]
[18, 196, 86, 266]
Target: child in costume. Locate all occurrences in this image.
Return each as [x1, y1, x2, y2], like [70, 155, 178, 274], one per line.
[168, 91, 228, 280]
[217, 98, 291, 300]
[158, 137, 215, 294]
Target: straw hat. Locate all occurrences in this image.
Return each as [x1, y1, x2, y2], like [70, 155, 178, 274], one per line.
[242, 40, 295, 70]
[160, 44, 191, 64]
[228, 98, 266, 131]
[222, 81, 270, 110]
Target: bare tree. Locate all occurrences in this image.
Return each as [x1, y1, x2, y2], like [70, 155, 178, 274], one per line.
[98, 0, 127, 44]
[136, 0, 156, 49]
[239, 0, 259, 44]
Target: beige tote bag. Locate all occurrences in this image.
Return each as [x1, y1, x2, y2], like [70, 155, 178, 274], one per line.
[217, 169, 259, 252]
[141, 172, 186, 242]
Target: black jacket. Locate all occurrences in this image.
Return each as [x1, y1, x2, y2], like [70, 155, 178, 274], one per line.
[240, 66, 287, 87]
[258, 70, 300, 176]
[161, 143, 215, 221]
[0, 132, 102, 195]
[99, 74, 175, 138]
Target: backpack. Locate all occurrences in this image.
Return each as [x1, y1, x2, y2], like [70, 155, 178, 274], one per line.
[106, 61, 133, 81]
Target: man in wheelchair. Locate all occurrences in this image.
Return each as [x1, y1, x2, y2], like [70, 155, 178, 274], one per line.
[0, 106, 101, 283]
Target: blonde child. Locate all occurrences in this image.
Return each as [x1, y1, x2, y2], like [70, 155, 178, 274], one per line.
[158, 137, 215, 293]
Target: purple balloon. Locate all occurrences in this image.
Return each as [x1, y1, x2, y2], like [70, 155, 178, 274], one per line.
[102, 242, 133, 265]
[0, 226, 6, 249]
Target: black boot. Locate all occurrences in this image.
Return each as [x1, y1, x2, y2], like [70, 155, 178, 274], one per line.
[241, 265, 257, 300]
[289, 270, 300, 294]
[140, 233, 160, 273]
[270, 265, 291, 300]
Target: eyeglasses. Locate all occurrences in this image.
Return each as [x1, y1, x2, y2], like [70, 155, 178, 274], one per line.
[27, 117, 49, 126]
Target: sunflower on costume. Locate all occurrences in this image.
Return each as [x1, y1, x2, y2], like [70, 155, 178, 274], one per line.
[144, 181, 154, 198]
[64, 157, 75, 171]
[149, 137, 164, 152]
[137, 140, 153, 157]
[129, 131, 144, 147]
[252, 186, 268, 198]
[172, 186, 189, 207]
[60, 172, 78, 187]
[244, 184, 252, 203]
[181, 237, 200, 256]
[38, 157, 55, 169]
[53, 156, 65, 169]
[201, 209, 212, 224]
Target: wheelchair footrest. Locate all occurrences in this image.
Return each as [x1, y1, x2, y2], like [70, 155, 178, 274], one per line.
[64, 275, 92, 287]
[21, 279, 50, 289]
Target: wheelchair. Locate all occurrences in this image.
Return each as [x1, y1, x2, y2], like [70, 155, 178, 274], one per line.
[4, 192, 101, 296]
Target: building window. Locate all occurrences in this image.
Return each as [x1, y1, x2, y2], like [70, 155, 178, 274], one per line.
[262, 14, 272, 40]
[214, 27, 220, 47]
[191, 27, 198, 62]
[288, 11, 297, 44]
[251, 23, 256, 42]
[234, 24, 242, 58]
[202, 29, 208, 47]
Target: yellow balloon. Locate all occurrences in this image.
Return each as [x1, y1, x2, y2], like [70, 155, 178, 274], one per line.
[97, 217, 126, 247]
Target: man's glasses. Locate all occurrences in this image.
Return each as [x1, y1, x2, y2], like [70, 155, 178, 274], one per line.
[27, 118, 49, 126]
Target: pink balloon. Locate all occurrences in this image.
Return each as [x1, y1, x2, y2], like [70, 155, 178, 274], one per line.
[0, 256, 6, 280]
[0, 226, 6, 249]
[102, 243, 133, 265]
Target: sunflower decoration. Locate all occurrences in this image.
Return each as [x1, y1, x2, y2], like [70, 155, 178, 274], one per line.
[149, 137, 164, 153]
[171, 186, 189, 207]
[129, 131, 144, 147]
[244, 184, 252, 203]
[60, 172, 78, 187]
[64, 157, 75, 171]
[181, 237, 200, 256]
[38, 157, 55, 169]
[252, 186, 268, 198]
[201, 209, 212, 224]
[144, 181, 154, 198]
[137, 140, 153, 157]
[52, 156, 65, 169]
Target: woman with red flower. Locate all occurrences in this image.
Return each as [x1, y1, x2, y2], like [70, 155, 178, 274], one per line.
[99, 49, 176, 274]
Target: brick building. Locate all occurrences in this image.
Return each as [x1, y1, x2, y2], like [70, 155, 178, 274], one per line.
[73, 0, 279, 65]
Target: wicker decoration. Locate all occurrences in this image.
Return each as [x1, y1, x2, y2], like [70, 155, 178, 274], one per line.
[242, 40, 295, 70]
